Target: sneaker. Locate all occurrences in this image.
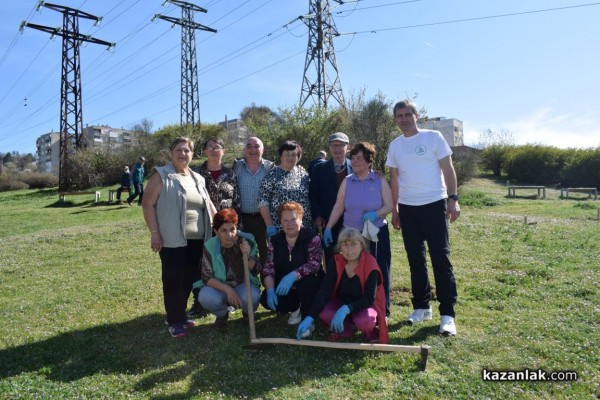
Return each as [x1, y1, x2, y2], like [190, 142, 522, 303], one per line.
[288, 307, 302, 325]
[214, 313, 229, 330]
[301, 324, 315, 338]
[407, 307, 432, 325]
[168, 324, 186, 338]
[188, 304, 208, 318]
[184, 319, 198, 328]
[439, 315, 457, 336]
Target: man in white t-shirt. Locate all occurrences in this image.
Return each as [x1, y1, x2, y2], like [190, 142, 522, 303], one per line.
[385, 99, 460, 336]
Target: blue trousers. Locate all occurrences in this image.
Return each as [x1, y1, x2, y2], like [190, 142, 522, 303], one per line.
[398, 199, 457, 317]
[199, 284, 260, 317]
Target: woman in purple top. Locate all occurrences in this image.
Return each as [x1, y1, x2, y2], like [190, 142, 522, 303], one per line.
[324, 142, 393, 315]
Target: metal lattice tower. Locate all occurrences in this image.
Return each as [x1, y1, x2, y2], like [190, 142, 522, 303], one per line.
[21, 2, 113, 190]
[156, 1, 216, 137]
[299, 0, 345, 109]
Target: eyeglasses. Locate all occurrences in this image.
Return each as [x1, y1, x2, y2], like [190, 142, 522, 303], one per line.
[206, 146, 223, 151]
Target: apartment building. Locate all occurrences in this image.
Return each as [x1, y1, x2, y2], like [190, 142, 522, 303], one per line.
[420, 117, 464, 147]
[36, 125, 136, 173]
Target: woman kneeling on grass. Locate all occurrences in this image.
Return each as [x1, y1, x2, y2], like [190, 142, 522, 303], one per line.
[194, 208, 262, 330]
[296, 227, 388, 343]
[259, 201, 323, 338]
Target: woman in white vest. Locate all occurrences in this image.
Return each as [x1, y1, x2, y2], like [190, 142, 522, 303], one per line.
[142, 137, 217, 338]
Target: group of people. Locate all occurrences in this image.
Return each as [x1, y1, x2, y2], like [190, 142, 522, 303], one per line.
[141, 99, 461, 341]
[114, 156, 146, 206]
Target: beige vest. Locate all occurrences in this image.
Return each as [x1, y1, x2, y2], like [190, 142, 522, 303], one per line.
[155, 163, 213, 248]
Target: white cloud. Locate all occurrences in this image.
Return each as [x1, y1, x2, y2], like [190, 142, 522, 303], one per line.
[463, 107, 600, 149]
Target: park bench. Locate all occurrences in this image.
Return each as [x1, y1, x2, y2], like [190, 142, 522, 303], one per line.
[58, 191, 101, 203]
[507, 185, 546, 199]
[108, 187, 130, 203]
[560, 187, 598, 200]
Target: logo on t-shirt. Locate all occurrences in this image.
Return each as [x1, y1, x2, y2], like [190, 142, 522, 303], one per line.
[415, 145, 427, 155]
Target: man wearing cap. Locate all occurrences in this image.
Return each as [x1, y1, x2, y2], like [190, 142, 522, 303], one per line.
[309, 132, 353, 264]
[127, 156, 146, 206]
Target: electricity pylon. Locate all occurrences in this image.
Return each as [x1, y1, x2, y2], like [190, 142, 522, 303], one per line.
[155, 0, 216, 138]
[21, 2, 113, 190]
[299, 0, 345, 109]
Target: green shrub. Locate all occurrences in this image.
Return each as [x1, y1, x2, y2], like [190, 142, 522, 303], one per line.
[480, 144, 513, 176]
[504, 145, 567, 185]
[458, 189, 500, 208]
[0, 173, 28, 191]
[452, 147, 480, 187]
[561, 148, 600, 188]
[19, 172, 59, 189]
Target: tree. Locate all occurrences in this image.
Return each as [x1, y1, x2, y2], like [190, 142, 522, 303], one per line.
[240, 103, 279, 128]
[345, 91, 396, 172]
[243, 104, 345, 168]
[477, 129, 515, 176]
[3, 152, 13, 164]
[131, 118, 154, 136]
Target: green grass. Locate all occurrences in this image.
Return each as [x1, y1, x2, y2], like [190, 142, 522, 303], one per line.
[1, 180, 599, 399]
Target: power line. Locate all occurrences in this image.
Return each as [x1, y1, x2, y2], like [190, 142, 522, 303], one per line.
[344, 2, 600, 35]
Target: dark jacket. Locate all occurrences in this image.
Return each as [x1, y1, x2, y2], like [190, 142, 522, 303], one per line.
[309, 158, 353, 224]
[120, 171, 131, 187]
[270, 227, 316, 280]
[308, 157, 326, 178]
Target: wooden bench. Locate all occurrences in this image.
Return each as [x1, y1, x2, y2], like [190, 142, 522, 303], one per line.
[58, 191, 101, 203]
[507, 185, 546, 199]
[108, 188, 130, 203]
[560, 187, 598, 200]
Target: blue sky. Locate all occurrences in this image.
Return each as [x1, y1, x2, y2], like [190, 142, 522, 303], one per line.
[1, 0, 599, 155]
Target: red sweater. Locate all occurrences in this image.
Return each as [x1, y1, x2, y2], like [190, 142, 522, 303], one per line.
[333, 252, 389, 344]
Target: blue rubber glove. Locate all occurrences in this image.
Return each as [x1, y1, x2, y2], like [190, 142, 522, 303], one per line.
[266, 288, 278, 311]
[276, 271, 297, 296]
[362, 210, 378, 223]
[330, 305, 350, 333]
[296, 316, 314, 340]
[323, 227, 333, 247]
[266, 225, 278, 237]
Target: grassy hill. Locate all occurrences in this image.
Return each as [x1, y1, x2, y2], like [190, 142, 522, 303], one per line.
[0, 176, 598, 399]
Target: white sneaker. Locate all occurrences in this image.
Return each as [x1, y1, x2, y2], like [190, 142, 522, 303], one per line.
[301, 324, 315, 338]
[407, 307, 432, 325]
[440, 315, 457, 336]
[288, 307, 302, 325]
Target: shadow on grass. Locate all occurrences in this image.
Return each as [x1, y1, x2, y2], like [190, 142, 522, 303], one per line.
[1, 188, 58, 200]
[0, 312, 423, 398]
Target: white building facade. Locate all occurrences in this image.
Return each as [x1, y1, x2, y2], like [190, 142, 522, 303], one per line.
[420, 117, 464, 147]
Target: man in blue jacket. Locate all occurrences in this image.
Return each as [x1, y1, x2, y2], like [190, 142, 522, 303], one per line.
[127, 156, 145, 206]
[309, 132, 352, 264]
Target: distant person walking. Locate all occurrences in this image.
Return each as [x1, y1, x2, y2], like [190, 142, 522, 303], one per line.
[386, 99, 460, 336]
[127, 156, 146, 206]
[115, 166, 131, 204]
